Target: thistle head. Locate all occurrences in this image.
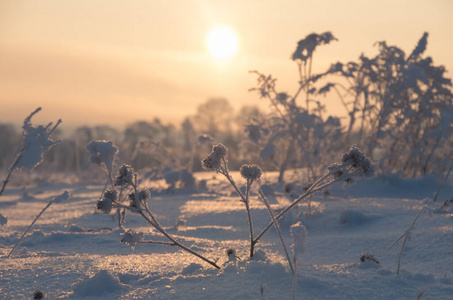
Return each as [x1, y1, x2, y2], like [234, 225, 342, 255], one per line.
[201, 143, 228, 172]
[114, 164, 135, 187]
[96, 189, 117, 214]
[128, 188, 151, 208]
[240, 164, 263, 183]
[341, 145, 377, 177]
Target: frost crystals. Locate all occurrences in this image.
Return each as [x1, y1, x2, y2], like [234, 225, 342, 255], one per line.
[121, 230, 144, 249]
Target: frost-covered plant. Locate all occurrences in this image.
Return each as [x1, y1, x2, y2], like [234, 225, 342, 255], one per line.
[0, 108, 61, 197]
[7, 191, 71, 257]
[321, 32, 453, 176]
[202, 144, 262, 257]
[89, 143, 220, 269]
[202, 144, 374, 258]
[252, 145, 376, 254]
[249, 32, 343, 182]
[86, 140, 124, 226]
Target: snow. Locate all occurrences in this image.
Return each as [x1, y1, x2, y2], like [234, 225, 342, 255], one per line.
[0, 172, 452, 299]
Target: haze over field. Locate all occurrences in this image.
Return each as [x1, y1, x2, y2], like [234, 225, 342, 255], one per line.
[0, 0, 452, 128]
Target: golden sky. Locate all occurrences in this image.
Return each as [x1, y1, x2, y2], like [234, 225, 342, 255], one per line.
[0, 0, 452, 129]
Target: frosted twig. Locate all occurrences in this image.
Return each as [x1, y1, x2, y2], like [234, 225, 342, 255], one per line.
[7, 191, 70, 257]
[253, 146, 376, 246]
[0, 153, 22, 197]
[138, 210, 220, 269]
[140, 240, 177, 246]
[382, 207, 426, 275]
[259, 190, 294, 274]
[433, 165, 452, 203]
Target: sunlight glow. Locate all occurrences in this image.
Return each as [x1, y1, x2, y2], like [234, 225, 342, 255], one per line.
[206, 26, 238, 60]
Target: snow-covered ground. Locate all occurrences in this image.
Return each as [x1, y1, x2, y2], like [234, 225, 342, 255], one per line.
[1, 172, 452, 299]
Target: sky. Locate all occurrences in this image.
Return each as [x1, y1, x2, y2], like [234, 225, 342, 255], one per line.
[0, 0, 452, 129]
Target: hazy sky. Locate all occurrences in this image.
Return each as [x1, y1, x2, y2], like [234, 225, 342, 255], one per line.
[0, 0, 452, 129]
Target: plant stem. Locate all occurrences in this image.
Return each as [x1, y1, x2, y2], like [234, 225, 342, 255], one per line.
[139, 210, 220, 269]
[397, 235, 407, 275]
[140, 240, 176, 246]
[259, 191, 294, 274]
[433, 166, 452, 202]
[223, 169, 256, 257]
[8, 200, 52, 257]
[244, 180, 255, 258]
[382, 207, 426, 275]
[223, 169, 246, 202]
[0, 153, 22, 197]
[253, 173, 338, 245]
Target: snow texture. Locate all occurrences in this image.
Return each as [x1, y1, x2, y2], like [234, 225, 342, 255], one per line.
[0, 172, 452, 299]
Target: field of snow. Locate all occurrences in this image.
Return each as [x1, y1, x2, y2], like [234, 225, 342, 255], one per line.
[1, 171, 452, 299]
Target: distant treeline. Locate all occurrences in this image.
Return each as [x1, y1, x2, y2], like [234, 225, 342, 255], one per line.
[0, 99, 268, 177]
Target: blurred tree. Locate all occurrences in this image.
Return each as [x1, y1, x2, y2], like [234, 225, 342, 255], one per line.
[194, 98, 234, 138]
[181, 117, 195, 151]
[235, 105, 265, 130]
[93, 125, 121, 144]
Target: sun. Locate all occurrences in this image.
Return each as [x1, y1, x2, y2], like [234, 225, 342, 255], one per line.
[206, 25, 238, 60]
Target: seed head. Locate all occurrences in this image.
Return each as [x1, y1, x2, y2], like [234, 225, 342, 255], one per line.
[341, 145, 376, 177]
[103, 189, 118, 202]
[115, 164, 135, 187]
[212, 143, 228, 159]
[128, 188, 151, 208]
[97, 198, 113, 215]
[240, 164, 263, 182]
[201, 144, 228, 172]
